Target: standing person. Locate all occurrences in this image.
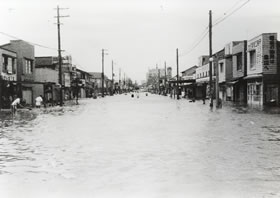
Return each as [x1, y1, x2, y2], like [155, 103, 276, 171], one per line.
[35, 95, 43, 108]
[11, 97, 23, 114]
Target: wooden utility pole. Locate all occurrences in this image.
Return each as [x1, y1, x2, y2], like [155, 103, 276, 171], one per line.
[209, 10, 213, 108]
[157, 65, 160, 94]
[215, 58, 219, 108]
[101, 49, 108, 97]
[164, 61, 167, 96]
[112, 60, 114, 95]
[101, 49, 105, 97]
[55, 5, 69, 106]
[176, 48, 180, 100]
[119, 68, 121, 93]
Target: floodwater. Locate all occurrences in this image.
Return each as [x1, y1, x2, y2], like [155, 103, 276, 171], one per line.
[0, 93, 280, 198]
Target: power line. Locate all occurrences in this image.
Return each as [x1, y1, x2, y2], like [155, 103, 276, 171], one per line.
[179, 27, 209, 57]
[213, 0, 250, 27]
[0, 31, 58, 51]
[172, 0, 250, 59]
[213, 0, 246, 24]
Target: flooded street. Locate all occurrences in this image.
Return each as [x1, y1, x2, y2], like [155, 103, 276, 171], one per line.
[1, 93, 280, 197]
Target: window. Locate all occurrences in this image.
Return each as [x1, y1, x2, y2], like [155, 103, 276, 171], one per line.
[249, 50, 256, 69]
[219, 62, 224, 73]
[2, 55, 16, 74]
[25, 58, 33, 74]
[236, 53, 242, 70]
[2, 56, 8, 72]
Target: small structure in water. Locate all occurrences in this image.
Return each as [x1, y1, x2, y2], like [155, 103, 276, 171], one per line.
[131, 94, 134, 98]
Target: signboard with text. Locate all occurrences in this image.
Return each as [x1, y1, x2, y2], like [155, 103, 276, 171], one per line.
[1, 72, 17, 81]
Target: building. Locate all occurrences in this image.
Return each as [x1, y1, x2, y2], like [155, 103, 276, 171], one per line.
[1, 40, 36, 106]
[35, 56, 58, 105]
[245, 33, 280, 106]
[213, 48, 227, 101]
[181, 65, 197, 98]
[167, 67, 172, 79]
[89, 72, 110, 95]
[35, 56, 74, 104]
[195, 56, 216, 99]
[0, 47, 18, 108]
[232, 40, 247, 104]
[75, 68, 93, 98]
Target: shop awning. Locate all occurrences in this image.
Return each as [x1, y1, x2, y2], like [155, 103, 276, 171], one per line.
[243, 74, 262, 80]
[227, 80, 238, 85]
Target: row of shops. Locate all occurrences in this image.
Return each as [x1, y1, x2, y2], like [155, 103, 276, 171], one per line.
[0, 40, 115, 109]
[158, 33, 280, 107]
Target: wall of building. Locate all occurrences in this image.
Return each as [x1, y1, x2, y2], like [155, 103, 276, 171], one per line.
[232, 41, 247, 79]
[218, 59, 226, 83]
[195, 63, 216, 83]
[3, 40, 35, 82]
[262, 33, 278, 75]
[35, 68, 59, 83]
[247, 34, 264, 75]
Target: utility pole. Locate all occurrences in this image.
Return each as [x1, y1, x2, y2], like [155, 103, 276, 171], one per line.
[55, 5, 69, 106]
[157, 65, 160, 94]
[119, 68, 121, 93]
[123, 72, 126, 93]
[102, 49, 104, 97]
[112, 60, 114, 95]
[215, 57, 219, 108]
[176, 48, 180, 100]
[164, 61, 167, 96]
[101, 49, 108, 97]
[209, 10, 213, 108]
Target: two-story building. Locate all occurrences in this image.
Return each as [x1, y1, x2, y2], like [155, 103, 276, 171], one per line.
[245, 33, 279, 106]
[1, 40, 35, 106]
[75, 68, 93, 98]
[231, 40, 247, 104]
[195, 56, 216, 99]
[181, 65, 197, 98]
[213, 49, 226, 101]
[35, 56, 59, 105]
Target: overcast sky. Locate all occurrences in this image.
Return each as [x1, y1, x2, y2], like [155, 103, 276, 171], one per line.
[0, 0, 279, 83]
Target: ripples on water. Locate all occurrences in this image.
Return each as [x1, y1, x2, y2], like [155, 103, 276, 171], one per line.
[0, 96, 280, 197]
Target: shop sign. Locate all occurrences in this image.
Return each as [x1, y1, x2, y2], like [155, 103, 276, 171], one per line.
[1, 72, 16, 81]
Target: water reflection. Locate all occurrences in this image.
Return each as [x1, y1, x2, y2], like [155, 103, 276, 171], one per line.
[0, 96, 280, 197]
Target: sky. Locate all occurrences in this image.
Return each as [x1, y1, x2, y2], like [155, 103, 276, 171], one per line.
[0, 0, 279, 83]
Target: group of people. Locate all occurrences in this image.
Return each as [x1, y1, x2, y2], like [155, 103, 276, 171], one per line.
[10, 95, 45, 113]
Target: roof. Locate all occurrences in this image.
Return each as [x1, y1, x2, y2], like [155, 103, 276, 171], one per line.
[0, 46, 16, 54]
[76, 68, 91, 75]
[89, 72, 102, 78]
[181, 65, 198, 74]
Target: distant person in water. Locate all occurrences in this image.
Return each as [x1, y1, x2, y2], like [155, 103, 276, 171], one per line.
[35, 95, 43, 108]
[11, 97, 24, 113]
